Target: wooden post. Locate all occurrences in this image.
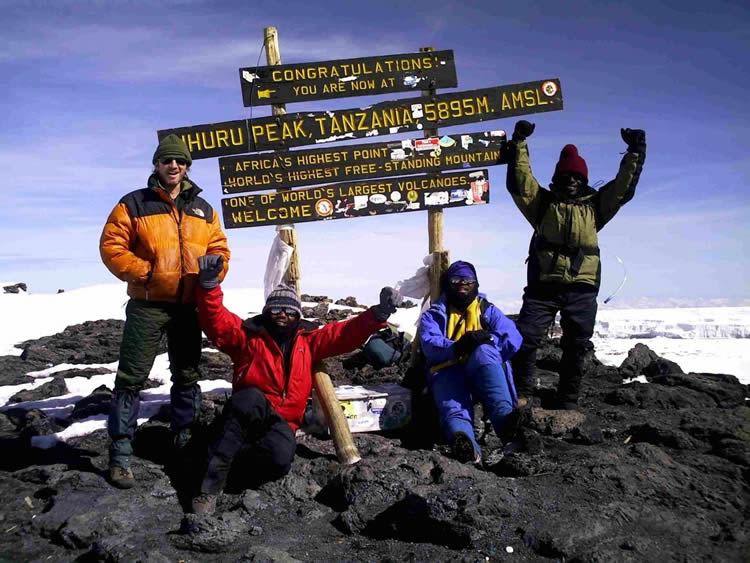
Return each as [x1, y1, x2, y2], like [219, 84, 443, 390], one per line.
[421, 47, 448, 303]
[313, 367, 361, 465]
[264, 26, 301, 295]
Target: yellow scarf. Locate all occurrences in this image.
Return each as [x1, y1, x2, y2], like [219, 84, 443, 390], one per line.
[430, 298, 482, 373]
[446, 298, 482, 341]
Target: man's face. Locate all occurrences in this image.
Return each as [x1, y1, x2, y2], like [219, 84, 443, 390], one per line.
[551, 173, 584, 198]
[267, 307, 300, 330]
[156, 157, 188, 191]
[445, 276, 478, 309]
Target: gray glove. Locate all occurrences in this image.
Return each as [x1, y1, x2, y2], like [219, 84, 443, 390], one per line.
[198, 255, 224, 289]
[374, 286, 399, 321]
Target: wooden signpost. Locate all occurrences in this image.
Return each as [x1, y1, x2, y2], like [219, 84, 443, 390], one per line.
[157, 78, 563, 160]
[219, 130, 506, 194]
[240, 50, 457, 106]
[264, 27, 300, 294]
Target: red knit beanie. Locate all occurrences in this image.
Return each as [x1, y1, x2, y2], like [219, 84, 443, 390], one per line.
[553, 144, 588, 183]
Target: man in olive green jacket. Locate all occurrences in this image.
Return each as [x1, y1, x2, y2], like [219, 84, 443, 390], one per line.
[505, 120, 646, 409]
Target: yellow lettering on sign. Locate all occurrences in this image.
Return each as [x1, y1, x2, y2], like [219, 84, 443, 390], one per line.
[501, 89, 548, 110]
[423, 95, 492, 122]
[181, 126, 245, 154]
[323, 83, 345, 93]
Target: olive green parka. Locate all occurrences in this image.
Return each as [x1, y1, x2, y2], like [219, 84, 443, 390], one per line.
[507, 140, 645, 288]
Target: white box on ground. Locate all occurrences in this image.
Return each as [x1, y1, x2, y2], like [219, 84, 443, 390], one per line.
[311, 383, 412, 434]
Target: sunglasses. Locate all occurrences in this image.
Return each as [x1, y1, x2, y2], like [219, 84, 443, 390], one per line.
[159, 157, 188, 166]
[268, 307, 300, 317]
[449, 277, 477, 286]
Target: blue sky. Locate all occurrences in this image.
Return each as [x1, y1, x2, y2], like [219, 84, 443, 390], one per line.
[1, 0, 748, 309]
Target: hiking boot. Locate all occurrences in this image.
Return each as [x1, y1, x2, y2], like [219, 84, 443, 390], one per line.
[482, 446, 505, 470]
[551, 395, 580, 410]
[452, 431, 481, 464]
[192, 493, 217, 515]
[108, 466, 135, 489]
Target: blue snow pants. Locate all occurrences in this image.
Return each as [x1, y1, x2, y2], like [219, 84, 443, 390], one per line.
[429, 343, 517, 455]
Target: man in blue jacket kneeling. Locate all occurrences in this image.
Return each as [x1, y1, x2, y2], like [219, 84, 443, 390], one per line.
[419, 260, 523, 463]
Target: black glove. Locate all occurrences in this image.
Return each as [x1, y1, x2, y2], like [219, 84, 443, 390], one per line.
[374, 286, 399, 321]
[621, 128, 646, 153]
[512, 120, 536, 142]
[198, 255, 224, 289]
[453, 330, 494, 358]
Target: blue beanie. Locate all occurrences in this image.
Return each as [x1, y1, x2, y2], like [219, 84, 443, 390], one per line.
[441, 261, 478, 292]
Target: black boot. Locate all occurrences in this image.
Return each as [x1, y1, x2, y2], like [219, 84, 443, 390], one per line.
[107, 388, 140, 485]
[511, 346, 537, 398]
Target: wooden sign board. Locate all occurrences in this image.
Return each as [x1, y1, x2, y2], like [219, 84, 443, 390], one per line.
[222, 169, 490, 229]
[158, 78, 562, 160]
[239, 50, 457, 106]
[219, 130, 507, 194]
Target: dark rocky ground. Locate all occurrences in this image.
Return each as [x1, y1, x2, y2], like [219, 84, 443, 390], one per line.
[0, 302, 747, 562]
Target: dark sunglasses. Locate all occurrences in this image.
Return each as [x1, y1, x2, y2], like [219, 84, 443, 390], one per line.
[159, 157, 188, 166]
[449, 277, 477, 286]
[268, 307, 300, 317]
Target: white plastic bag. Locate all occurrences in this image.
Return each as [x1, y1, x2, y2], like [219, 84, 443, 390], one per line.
[393, 254, 434, 300]
[264, 227, 294, 299]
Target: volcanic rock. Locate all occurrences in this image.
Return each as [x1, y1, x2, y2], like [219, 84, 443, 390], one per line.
[3, 283, 27, 294]
[300, 294, 331, 303]
[335, 296, 360, 307]
[0, 321, 747, 561]
[8, 378, 67, 403]
[20, 319, 128, 365]
[70, 385, 112, 420]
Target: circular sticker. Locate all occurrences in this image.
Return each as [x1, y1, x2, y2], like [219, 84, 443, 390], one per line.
[391, 191, 402, 202]
[406, 190, 419, 203]
[315, 198, 333, 217]
[369, 194, 387, 204]
[542, 81, 558, 97]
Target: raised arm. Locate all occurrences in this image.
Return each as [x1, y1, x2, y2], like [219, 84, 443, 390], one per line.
[307, 307, 386, 361]
[596, 128, 646, 228]
[505, 120, 546, 226]
[195, 257, 247, 359]
[308, 286, 396, 360]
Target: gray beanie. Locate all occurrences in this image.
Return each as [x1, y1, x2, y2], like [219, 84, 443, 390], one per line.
[263, 285, 302, 316]
[153, 134, 192, 166]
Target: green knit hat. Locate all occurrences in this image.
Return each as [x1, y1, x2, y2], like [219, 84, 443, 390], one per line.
[152, 134, 192, 166]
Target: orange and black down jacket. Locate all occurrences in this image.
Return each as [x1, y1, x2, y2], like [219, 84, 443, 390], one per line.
[100, 176, 230, 303]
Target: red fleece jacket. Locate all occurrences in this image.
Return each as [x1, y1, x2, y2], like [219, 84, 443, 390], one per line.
[196, 286, 386, 430]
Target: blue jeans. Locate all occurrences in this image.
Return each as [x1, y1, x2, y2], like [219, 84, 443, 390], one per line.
[429, 344, 517, 454]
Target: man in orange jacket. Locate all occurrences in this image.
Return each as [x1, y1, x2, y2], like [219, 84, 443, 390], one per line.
[190, 255, 398, 514]
[100, 134, 230, 489]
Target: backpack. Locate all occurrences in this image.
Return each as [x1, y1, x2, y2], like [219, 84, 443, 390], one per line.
[362, 328, 408, 369]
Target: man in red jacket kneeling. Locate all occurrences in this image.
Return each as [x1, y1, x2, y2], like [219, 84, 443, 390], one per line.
[191, 255, 398, 514]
